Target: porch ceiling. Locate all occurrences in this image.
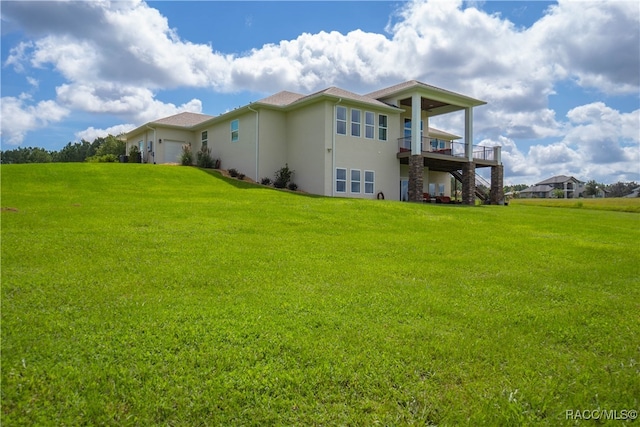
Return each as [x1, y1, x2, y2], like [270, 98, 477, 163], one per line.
[399, 97, 466, 117]
[398, 152, 495, 172]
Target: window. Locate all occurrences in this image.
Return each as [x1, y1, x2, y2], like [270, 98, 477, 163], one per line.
[336, 168, 347, 193]
[336, 106, 347, 135]
[231, 119, 239, 142]
[365, 112, 375, 139]
[351, 109, 361, 137]
[378, 115, 387, 141]
[404, 118, 412, 138]
[438, 184, 445, 196]
[351, 169, 361, 193]
[201, 131, 208, 147]
[365, 171, 375, 194]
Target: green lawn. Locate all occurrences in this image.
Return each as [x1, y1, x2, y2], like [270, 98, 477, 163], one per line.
[511, 197, 640, 213]
[2, 163, 639, 426]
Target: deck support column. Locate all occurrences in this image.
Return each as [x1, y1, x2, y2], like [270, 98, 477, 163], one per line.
[490, 165, 504, 205]
[462, 162, 476, 206]
[408, 155, 424, 202]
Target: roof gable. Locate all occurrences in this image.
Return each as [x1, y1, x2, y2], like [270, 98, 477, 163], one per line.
[257, 91, 305, 106]
[367, 80, 486, 107]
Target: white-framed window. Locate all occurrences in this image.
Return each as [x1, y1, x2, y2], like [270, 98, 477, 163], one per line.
[201, 131, 208, 147]
[351, 109, 361, 137]
[231, 119, 239, 142]
[336, 168, 347, 193]
[351, 169, 361, 193]
[378, 114, 387, 141]
[404, 118, 424, 137]
[438, 183, 445, 196]
[365, 170, 375, 194]
[365, 112, 375, 139]
[336, 106, 347, 135]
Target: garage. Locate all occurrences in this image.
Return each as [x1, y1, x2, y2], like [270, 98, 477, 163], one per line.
[163, 141, 184, 164]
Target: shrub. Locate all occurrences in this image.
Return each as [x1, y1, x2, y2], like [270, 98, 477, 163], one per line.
[228, 168, 238, 177]
[273, 164, 293, 189]
[261, 177, 272, 186]
[196, 145, 215, 168]
[288, 182, 298, 191]
[128, 146, 141, 163]
[86, 154, 118, 163]
[237, 173, 245, 180]
[180, 144, 192, 166]
[214, 158, 221, 169]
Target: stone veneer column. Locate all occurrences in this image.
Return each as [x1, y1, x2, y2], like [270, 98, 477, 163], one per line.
[490, 165, 504, 205]
[408, 155, 424, 202]
[462, 162, 476, 206]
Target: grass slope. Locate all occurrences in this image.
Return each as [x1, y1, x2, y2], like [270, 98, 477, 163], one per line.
[511, 197, 640, 213]
[2, 164, 639, 425]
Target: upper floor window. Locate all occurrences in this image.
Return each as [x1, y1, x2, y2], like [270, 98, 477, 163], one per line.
[404, 118, 424, 137]
[351, 109, 361, 137]
[365, 112, 375, 139]
[231, 120, 239, 142]
[201, 131, 208, 147]
[336, 106, 347, 135]
[378, 115, 387, 141]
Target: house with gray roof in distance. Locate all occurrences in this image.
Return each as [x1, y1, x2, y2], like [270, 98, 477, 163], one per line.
[520, 175, 585, 199]
[125, 80, 504, 205]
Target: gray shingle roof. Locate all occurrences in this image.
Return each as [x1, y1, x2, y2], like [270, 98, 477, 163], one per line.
[536, 175, 582, 185]
[294, 86, 397, 109]
[257, 91, 305, 106]
[152, 112, 214, 127]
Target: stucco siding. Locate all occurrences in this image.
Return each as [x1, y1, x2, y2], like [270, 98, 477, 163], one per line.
[257, 109, 287, 183]
[285, 102, 329, 195]
[205, 112, 257, 179]
[334, 102, 400, 200]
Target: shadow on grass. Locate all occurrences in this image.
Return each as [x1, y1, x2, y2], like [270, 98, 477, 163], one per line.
[196, 168, 324, 199]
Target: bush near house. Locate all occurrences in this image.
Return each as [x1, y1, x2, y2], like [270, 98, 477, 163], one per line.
[180, 144, 192, 166]
[196, 146, 215, 168]
[1, 164, 638, 426]
[273, 164, 293, 189]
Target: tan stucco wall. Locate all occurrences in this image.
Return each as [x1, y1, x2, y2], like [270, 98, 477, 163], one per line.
[257, 109, 287, 183]
[285, 101, 329, 195]
[204, 112, 257, 179]
[333, 102, 400, 200]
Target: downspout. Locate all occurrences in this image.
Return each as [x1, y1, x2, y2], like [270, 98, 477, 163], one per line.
[248, 105, 259, 181]
[332, 98, 342, 197]
[146, 125, 156, 164]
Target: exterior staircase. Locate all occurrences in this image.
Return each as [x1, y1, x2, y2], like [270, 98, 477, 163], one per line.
[451, 170, 489, 201]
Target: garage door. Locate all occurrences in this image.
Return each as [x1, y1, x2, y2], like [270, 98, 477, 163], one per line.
[164, 141, 183, 164]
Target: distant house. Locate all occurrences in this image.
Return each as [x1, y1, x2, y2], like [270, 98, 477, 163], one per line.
[125, 80, 504, 204]
[625, 187, 640, 198]
[520, 175, 585, 199]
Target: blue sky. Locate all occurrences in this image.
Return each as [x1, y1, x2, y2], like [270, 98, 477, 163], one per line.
[1, 0, 639, 184]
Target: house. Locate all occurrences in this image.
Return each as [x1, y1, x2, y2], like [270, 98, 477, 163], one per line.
[520, 175, 585, 198]
[125, 80, 503, 205]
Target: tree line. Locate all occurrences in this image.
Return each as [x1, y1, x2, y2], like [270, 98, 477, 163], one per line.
[0, 135, 126, 164]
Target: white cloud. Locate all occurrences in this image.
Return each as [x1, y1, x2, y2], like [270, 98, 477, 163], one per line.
[0, 95, 69, 145]
[75, 124, 136, 142]
[1, 0, 638, 183]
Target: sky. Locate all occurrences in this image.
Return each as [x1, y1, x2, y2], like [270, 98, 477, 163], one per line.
[1, 0, 639, 185]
